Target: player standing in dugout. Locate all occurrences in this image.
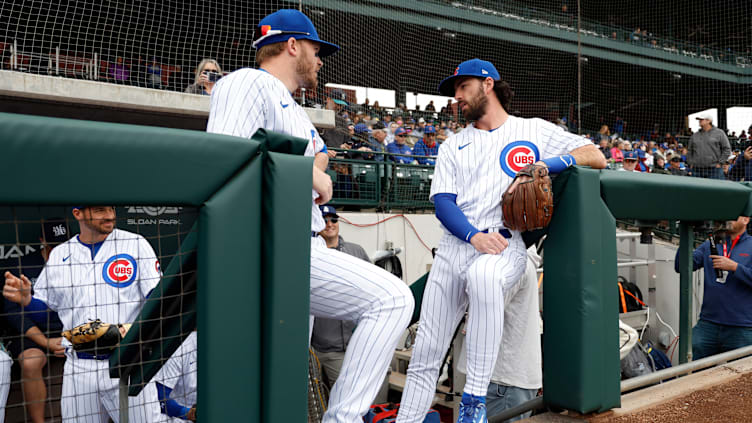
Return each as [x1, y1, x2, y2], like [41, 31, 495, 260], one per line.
[205, 9, 414, 423]
[395, 59, 606, 423]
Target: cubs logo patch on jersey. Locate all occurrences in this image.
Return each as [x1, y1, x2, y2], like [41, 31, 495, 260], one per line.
[500, 141, 540, 177]
[102, 254, 138, 288]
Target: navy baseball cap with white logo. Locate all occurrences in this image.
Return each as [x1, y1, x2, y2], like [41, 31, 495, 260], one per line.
[319, 205, 339, 217]
[253, 9, 340, 58]
[438, 58, 501, 97]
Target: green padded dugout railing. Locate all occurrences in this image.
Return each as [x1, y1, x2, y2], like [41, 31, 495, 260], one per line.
[0, 113, 312, 423]
[544, 167, 752, 413]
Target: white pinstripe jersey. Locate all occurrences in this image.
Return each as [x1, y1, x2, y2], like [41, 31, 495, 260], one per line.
[206, 68, 327, 232]
[155, 331, 197, 408]
[430, 116, 590, 234]
[33, 228, 161, 330]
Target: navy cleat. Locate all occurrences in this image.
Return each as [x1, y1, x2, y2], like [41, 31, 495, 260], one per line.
[456, 392, 488, 423]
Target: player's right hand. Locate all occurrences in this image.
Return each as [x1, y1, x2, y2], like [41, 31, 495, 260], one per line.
[47, 337, 66, 357]
[313, 167, 333, 205]
[3, 271, 32, 306]
[470, 232, 509, 255]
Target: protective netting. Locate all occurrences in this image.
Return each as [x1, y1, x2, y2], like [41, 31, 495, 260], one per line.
[2, 1, 749, 136]
[0, 206, 197, 422]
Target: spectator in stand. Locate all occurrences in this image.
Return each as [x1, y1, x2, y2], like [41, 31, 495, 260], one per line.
[673, 215, 752, 360]
[722, 159, 731, 179]
[652, 153, 671, 174]
[619, 150, 640, 172]
[740, 130, 748, 140]
[614, 117, 625, 135]
[386, 122, 399, 144]
[687, 113, 731, 179]
[367, 122, 387, 161]
[412, 118, 426, 139]
[729, 147, 752, 181]
[109, 56, 130, 84]
[598, 138, 611, 160]
[668, 155, 688, 176]
[185, 59, 222, 95]
[635, 149, 650, 172]
[320, 89, 351, 156]
[630, 28, 641, 43]
[341, 123, 374, 160]
[372, 101, 382, 113]
[610, 141, 624, 163]
[440, 99, 453, 116]
[412, 125, 439, 165]
[425, 100, 436, 112]
[599, 125, 611, 141]
[145, 57, 162, 89]
[386, 127, 413, 164]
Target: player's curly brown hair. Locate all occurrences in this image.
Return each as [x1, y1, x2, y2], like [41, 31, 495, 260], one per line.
[492, 80, 514, 113]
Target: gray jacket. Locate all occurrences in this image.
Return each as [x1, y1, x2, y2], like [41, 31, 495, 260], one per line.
[687, 126, 731, 167]
[311, 236, 370, 353]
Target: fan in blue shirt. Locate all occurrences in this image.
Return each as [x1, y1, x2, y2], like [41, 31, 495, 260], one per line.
[674, 216, 752, 359]
[385, 127, 414, 163]
[412, 125, 440, 165]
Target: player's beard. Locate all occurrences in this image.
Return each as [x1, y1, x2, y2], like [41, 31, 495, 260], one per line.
[296, 54, 318, 91]
[81, 217, 115, 236]
[461, 85, 488, 122]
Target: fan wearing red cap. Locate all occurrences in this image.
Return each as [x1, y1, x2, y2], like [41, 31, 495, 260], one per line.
[207, 10, 413, 423]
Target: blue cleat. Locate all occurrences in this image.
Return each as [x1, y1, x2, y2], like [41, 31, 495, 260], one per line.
[456, 392, 487, 423]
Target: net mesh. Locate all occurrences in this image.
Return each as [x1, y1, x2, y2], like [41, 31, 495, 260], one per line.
[0, 206, 196, 422]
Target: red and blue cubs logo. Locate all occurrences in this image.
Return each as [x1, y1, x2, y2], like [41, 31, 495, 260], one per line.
[102, 254, 138, 288]
[499, 141, 540, 177]
[155, 260, 162, 276]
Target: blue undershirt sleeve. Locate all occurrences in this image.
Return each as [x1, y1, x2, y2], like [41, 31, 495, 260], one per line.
[156, 382, 191, 419]
[433, 193, 480, 243]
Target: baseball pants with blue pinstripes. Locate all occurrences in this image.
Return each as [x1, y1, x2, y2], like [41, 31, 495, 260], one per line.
[310, 236, 414, 423]
[396, 234, 526, 423]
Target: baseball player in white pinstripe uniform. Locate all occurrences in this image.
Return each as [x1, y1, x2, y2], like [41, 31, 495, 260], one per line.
[396, 59, 606, 423]
[0, 345, 11, 423]
[206, 9, 414, 423]
[154, 331, 197, 422]
[4, 206, 162, 423]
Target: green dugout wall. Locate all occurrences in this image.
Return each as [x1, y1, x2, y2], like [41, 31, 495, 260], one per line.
[0, 113, 312, 423]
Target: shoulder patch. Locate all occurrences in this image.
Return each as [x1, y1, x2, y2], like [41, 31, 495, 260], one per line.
[499, 141, 540, 177]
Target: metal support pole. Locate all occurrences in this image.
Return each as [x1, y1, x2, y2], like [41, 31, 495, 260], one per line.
[678, 222, 695, 364]
[55, 46, 60, 75]
[119, 376, 130, 423]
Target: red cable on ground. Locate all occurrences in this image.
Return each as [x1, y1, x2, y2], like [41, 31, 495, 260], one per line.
[338, 214, 433, 253]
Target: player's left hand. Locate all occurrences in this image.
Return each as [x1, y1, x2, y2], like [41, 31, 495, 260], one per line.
[709, 255, 738, 271]
[507, 161, 547, 194]
[186, 406, 197, 421]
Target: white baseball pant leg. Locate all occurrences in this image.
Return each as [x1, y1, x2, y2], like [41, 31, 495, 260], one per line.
[62, 357, 162, 423]
[0, 348, 12, 423]
[310, 237, 414, 423]
[397, 235, 526, 423]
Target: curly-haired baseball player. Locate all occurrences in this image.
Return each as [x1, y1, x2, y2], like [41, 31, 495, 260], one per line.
[396, 59, 606, 423]
[206, 9, 413, 422]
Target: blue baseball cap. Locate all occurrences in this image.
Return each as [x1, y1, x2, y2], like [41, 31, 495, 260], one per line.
[438, 59, 501, 97]
[319, 205, 339, 217]
[253, 9, 339, 58]
[354, 123, 371, 134]
[424, 125, 436, 134]
[394, 127, 408, 137]
[624, 151, 638, 160]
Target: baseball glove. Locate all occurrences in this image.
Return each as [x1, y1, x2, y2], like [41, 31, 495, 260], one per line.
[501, 164, 553, 232]
[61, 319, 131, 354]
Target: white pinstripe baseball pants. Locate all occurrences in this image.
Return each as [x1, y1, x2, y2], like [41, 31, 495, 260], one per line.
[310, 236, 414, 423]
[0, 348, 11, 423]
[396, 233, 526, 423]
[61, 355, 162, 423]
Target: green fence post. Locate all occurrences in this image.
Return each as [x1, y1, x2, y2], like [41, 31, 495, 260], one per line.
[678, 222, 695, 364]
[544, 167, 620, 413]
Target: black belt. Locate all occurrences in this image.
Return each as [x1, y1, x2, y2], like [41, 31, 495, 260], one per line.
[482, 228, 513, 239]
[76, 351, 111, 360]
[312, 231, 318, 238]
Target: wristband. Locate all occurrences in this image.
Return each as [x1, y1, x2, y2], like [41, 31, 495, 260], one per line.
[541, 154, 576, 174]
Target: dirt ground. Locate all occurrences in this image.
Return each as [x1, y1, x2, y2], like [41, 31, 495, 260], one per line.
[608, 372, 752, 423]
